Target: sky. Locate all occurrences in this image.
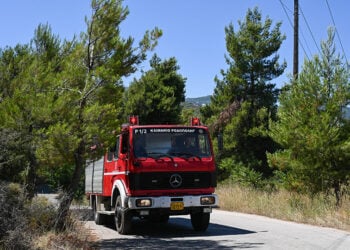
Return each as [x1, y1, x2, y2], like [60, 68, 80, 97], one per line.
[0, 0, 349, 98]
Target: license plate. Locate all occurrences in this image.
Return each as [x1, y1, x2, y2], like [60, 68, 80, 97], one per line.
[170, 201, 184, 210]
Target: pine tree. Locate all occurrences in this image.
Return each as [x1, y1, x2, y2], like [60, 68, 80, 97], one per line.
[0, 24, 62, 197]
[202, 7, 286, 176]
[16, 0, 160, 230]
[269, 29, 350, 205]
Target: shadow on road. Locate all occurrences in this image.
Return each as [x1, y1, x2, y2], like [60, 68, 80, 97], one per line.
[75, 207, 260, 249]
[92, 216, 257, 249]
[73, 208, 255, 237]
[94, 238, 263, 250]
[129, 217, 256, 238]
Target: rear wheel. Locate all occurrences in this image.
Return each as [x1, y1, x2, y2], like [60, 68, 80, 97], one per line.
[114, 196, 132, 234]
[190, 211, 210, 231]
[93, 196, 105, 225]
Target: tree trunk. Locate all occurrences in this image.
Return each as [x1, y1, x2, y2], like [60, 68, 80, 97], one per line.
[25, 153, 36, 200]
[54, 142, 85, 231]
[25, 126, 36, 200]
[333, 180, 342, 208]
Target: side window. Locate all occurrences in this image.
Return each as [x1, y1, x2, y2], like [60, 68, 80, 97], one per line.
[121, 133, 129, 154]
[198, 134, 211, 156]
[107, 147, 114, 162]
[114, 136, 120, 159]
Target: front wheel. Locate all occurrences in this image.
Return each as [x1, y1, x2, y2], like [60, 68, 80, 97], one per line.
[190, 211, 210, 232]
[114, 196, 132, 234]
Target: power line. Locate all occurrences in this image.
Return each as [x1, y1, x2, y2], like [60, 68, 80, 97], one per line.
[278, 0, 293, 29]
[282, 0, 312, 55]
[299, 4, 321, 55]
[325, 0, 349, 65]
[278, 0, 310, 60]
[299, 28, 313, 57]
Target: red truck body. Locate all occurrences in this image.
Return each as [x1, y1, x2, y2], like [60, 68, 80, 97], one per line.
[85, 116, 218, 234]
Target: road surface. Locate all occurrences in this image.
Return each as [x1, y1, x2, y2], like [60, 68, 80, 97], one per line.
[84, 209, 350, 249]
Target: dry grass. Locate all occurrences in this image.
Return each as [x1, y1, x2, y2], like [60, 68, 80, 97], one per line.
[216, 183, 350, 231]
[34, 219, 96, 250]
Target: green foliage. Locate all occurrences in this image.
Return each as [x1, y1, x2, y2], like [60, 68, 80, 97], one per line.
[124, 54, 186, 124]
[0, 0, 162, 230]
[207, 7, 286, 116]
[0, 128, 31, 182]
[33, 0, 159, 176]
[269, 29, 350, 201]
[180, 107, 197, 125]
[219, 157, 265, 188]
[181, 97, 209, 124]
[0, 25, 61, 194]
[37, 163, 85, 200]
[35, 0, 161, 230]
[202, 7, 286, 177]
[267, 150, 309, 192]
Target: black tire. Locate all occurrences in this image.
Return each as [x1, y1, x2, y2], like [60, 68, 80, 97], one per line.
[190, 211, 210, 232]
[114, 196, 132, 234]
[93, 197, 105, 225]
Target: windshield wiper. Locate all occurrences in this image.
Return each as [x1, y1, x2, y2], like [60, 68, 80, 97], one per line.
[169, 152, 202, 161]
[148, 152, 174, 162]
[135, 155, 155, 160]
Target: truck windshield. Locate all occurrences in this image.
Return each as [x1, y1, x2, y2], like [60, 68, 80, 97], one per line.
[133, 127, 212, 159]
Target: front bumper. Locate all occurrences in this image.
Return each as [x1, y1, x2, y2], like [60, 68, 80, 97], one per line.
[127, 194, 218, 210]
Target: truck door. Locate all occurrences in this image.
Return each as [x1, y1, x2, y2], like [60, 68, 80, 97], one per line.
[115, 132, 129, 173]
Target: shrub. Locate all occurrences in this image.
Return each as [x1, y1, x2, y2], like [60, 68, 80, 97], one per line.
[25, 196, 57, 234]
[219, 157, 266, 188]
[0, 181, 58, 249]
[0, 181, 30, 249]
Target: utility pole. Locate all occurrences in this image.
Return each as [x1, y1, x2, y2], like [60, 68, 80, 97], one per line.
[293, 0, 299, 79]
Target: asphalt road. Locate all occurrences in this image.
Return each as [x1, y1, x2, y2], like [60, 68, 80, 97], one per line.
[84, 209, 350, 250]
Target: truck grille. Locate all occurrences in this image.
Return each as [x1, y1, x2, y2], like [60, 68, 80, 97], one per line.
[128, 172, 216, 190]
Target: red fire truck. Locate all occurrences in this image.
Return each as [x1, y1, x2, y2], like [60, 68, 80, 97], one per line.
[85, 116, 218, 234]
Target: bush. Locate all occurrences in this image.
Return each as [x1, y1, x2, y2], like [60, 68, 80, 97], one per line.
[25, 196, 57, 233]
[219, 157, 266, 188]
[0, 182, 30, 249]
[0, 181, 58, 249]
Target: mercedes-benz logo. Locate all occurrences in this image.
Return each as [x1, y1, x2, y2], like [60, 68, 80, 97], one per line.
[169, 174, 182, 188]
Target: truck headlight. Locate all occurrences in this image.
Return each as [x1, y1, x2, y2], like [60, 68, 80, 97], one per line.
[200, 196, 215, 205]
[136, 198, 152, 207]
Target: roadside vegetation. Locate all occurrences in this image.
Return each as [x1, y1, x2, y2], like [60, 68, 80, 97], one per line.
[0, 181, 93, 249]
[216, 183, 350, 231]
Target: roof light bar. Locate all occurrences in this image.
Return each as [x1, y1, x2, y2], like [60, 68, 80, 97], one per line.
[129, 115, 139, 125]
[191, 117, 201, 126]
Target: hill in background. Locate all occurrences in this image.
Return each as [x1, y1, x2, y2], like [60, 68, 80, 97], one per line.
[184, 95, 211, 107]
[182, 95, 211, 116]
[183, 96, 350, 121]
